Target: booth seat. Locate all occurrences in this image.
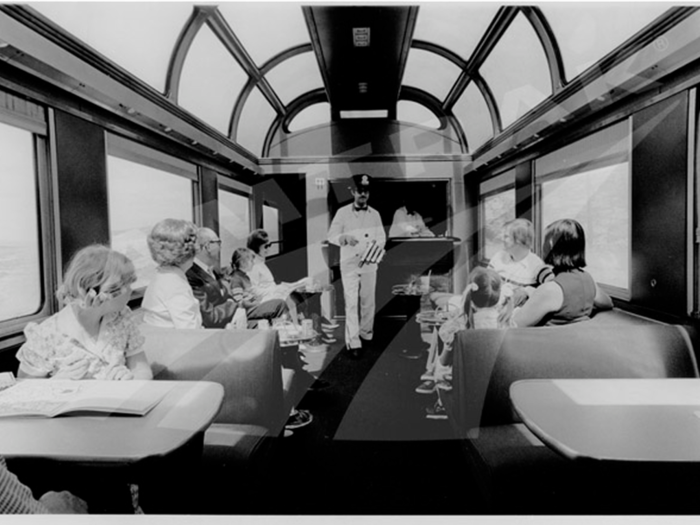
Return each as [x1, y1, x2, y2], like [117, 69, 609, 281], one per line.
[139, 325, 296, 471]
[442, 310, 700, 513]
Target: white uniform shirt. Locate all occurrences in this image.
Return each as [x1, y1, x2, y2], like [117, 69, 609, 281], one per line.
[328, 203, 386, 274]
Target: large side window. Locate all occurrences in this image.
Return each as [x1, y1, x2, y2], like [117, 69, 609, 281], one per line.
[535, 120, 630, 295]
[218, 176, 252, 267]
[479, 169, 516, 262]
[106, 134, 196, 290]
[0, 91, 51, 330]
[0, 123, 43, 322]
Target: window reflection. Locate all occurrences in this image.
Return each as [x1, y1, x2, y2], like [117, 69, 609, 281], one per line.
[263, 204, 280, 256]
[107, 156, 194, 290]
[219, 187, 251, 266]
[537, 121, 630, 291]
[480, 12, 551, 129]
[397, 101, 440, 129]
[0, 123, 41, 321]
[481, 188, 515, 262]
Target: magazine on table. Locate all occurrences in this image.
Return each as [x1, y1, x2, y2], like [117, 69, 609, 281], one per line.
[0, 377, 166, 418]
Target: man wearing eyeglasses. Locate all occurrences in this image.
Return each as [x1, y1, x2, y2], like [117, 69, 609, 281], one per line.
[328, 173, 386, 359]
[186, 227, 241, 328]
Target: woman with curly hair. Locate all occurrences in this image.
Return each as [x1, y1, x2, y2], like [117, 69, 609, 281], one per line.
[142, 218, 202, 329]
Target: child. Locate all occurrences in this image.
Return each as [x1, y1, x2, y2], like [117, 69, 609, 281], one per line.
[421, 267, 512, 420]
[17, 244, 152, 381]
[14, 245, 152, 513]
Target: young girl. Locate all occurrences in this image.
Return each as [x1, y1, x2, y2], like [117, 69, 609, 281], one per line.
[420, 267, 512, 419]
[17, 245, 152, 381]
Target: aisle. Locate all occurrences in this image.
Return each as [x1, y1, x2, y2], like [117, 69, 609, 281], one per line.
[253, 318, 481, 515]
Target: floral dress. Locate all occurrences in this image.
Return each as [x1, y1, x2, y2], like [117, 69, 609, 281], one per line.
[16, 306, 145, 379]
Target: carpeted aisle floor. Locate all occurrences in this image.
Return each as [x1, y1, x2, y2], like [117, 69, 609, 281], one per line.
[238, 317, 483, 515]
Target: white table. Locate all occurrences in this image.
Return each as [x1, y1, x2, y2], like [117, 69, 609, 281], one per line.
[510, 378, 700, 463]
[0, 380, 223, 463]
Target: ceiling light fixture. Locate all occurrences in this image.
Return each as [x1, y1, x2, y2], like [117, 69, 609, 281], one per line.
[340, 110, 388, 119]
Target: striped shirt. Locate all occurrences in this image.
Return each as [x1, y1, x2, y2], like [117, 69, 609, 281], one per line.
[0, 457, 46, 514]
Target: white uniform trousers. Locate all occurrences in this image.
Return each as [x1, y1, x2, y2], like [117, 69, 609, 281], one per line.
[341, 266, 377, 349]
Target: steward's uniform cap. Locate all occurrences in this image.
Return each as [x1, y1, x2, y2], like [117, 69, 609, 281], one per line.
[351, 173, 372, 190]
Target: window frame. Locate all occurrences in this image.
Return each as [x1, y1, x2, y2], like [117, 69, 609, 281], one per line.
[0, 107, 56, 347]
[217, 175, 253, 265]
[533, 120, 632, 300]
[105, 133, 199, 298]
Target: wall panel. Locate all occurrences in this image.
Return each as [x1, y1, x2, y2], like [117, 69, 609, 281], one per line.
[631, 91, 688, 316]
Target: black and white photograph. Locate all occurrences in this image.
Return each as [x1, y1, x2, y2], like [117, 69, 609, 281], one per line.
[0, 1, 698, 522]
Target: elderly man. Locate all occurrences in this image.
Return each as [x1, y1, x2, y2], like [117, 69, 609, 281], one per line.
[186, 227, 240, 329]
[328, 174, 386, 359]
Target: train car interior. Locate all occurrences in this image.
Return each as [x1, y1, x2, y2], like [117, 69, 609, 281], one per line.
[1, 1, 700, 516]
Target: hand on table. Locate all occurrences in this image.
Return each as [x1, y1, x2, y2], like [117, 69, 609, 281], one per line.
[104, 364, 134, 381]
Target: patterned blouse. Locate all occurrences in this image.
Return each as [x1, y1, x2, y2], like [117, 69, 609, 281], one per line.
[16, 305, 145, 379]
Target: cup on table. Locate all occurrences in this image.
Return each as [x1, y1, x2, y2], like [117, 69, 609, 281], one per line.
[420, 276, 430, 294]
[302, 319, 313, 337]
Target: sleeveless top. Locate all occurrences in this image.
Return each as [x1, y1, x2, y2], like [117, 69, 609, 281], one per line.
[546, 268, 596, 326]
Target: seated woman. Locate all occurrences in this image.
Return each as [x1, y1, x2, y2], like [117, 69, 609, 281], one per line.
[16, 244, 152, 381]
[225, 247, 288, 324]
[388, 196, 435, 238]
[512, 218, 613, 327]
[246, 229, 310, 325]
[142, 218, 204, 329]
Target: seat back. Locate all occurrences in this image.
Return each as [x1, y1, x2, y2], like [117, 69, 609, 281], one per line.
[140, 325, 286, 433]
[448, 322, 699, 436]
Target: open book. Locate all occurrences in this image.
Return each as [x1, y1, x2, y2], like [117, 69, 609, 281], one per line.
[0, 379, 166, 418]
